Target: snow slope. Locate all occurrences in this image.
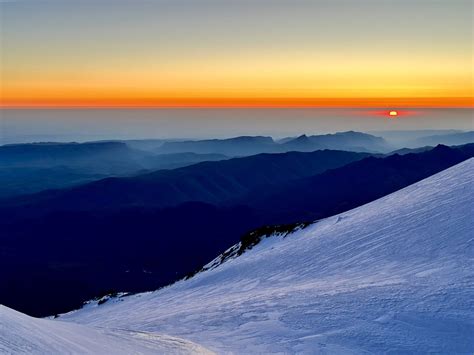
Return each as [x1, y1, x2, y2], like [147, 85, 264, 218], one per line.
[0, 305, 212, 354]
[59, 158, 474, 353]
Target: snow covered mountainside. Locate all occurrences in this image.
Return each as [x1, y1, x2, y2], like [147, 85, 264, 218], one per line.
[0, 305, 212, 354]
[1, 159, 473, 353]
[60, 158, 474, 353]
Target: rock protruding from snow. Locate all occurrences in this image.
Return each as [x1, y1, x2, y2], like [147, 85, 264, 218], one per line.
[62, 159, 474, 353]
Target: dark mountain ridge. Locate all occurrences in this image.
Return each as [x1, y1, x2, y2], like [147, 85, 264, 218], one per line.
[157, 136, 276, 156]
[0, 149, 370, 216]
[0, 142, 229, 198]
[156, 131, 391, 156]
[0, 141, 135, 167]
[416, 131, 474, 147]
[245, 144, 474, 224]
[281, 131, 390, 153]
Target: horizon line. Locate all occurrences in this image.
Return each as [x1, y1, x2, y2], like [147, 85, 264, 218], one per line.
[1, 97, 473, 109]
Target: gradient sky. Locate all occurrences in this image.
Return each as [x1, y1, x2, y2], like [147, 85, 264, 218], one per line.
[0, 0, 472, 107]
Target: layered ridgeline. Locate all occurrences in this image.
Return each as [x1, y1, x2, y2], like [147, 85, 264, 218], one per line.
[243, 143, 474, 224]
[3, 144, 472, 216]
[0, 144, 473, 317]
[0, 141, 227, 198]
[155, 131, 391, 155]
[415, 131, 474, 147]
[0, 131, 388, 198]
[3, 130, 464, 198]
[0, 149, 370, 213]
[2, 159, 472, 353]
[373, 130, 473, 149]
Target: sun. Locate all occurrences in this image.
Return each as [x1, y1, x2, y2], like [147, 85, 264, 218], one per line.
[389, 110, 398, 117]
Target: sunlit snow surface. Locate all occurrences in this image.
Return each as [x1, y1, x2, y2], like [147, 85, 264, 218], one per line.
[2, 159, 474, 353]
[0, 306, 212, 354]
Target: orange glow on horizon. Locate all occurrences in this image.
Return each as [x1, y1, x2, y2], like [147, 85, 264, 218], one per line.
[1, 97, 472, 109]
[2, 0, 471, 112]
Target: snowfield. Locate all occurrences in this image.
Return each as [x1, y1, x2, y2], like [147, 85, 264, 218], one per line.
[0, 306, 213, 354]
[2, 158, 473, 353]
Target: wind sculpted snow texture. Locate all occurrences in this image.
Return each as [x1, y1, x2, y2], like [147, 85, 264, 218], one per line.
[60, 159, 474, 353]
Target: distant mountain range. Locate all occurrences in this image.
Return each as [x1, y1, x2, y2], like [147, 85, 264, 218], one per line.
[0, 142, 228, 197]
[375, 130, 473, 148]
[279, 131, 389, 153]
[0, 141, 230, 173]
[244, 144, 474, 224]
[0, 149, 370, 214]
[157, 136, 276, 156]
[1, 143, 473, 317]
[0, 131, 391, 198]
[415, 131, 474, 147]
[4, 130, 469, 198]
[156, 131, 392, 156]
